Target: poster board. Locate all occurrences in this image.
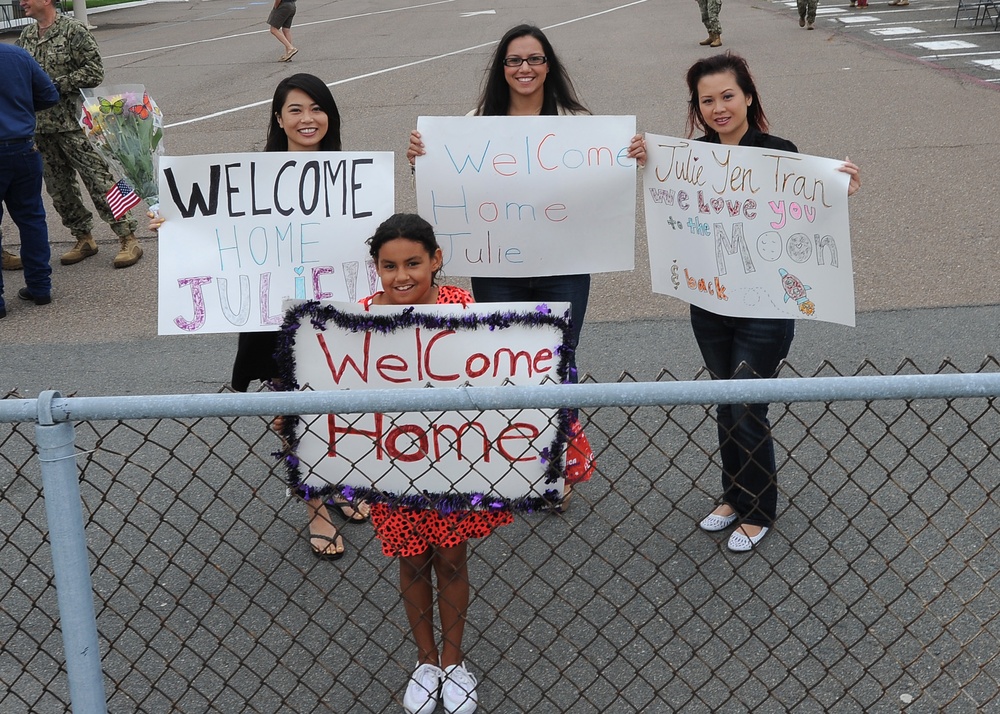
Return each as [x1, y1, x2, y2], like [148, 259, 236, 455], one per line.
[276, 300, 575, 511]
[415, 115, 637, 277]
[643, 133, 856, 326]
[156, 151, 393, 334]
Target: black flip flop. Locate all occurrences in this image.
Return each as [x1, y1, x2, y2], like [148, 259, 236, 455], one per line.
[309, 532, 345, 561]
[329, 499, 370, 524]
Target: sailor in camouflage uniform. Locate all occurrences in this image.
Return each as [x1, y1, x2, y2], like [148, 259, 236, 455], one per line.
[17, 0, 142, 268]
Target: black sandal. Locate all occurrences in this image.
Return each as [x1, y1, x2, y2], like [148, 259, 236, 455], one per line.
[309, 532, 345, 561]
[329, 498, 370, 524]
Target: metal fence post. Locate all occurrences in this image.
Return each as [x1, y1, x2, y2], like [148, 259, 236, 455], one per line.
[34, 390, 109, 714]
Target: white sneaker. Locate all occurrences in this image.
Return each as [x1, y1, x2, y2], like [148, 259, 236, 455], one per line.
[728, 526, 769, 552]
[403, 663, 442, 714]
[441, 662, 478, 714]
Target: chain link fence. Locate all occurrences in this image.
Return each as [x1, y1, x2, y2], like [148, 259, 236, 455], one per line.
[2, 357, 999, 713]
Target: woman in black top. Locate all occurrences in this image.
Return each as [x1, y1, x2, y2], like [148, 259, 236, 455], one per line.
[408, 25, 648, 512]
[153, 74, 369, 560]
[683, 53, 861, 552]
[408, 25, 592, 388]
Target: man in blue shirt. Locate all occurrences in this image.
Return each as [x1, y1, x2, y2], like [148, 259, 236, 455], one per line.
[0, 43, 59, 318]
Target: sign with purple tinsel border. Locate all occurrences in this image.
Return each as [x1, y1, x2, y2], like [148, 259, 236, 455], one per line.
[274, 299, 574, 512]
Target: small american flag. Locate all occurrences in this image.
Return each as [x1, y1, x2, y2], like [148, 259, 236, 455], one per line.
[105, 180, 142, 220]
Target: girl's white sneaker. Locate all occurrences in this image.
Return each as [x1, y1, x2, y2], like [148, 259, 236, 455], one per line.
[403, 663, 442, 714]
[442, 662, 478, 714]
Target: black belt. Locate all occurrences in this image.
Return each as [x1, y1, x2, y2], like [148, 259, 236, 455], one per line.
[0, 137, 33, 146]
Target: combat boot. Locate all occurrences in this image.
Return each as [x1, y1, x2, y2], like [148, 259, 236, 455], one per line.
[2, 249, 22, 271]
[710, 34, 722, 47]
[61, 234, 99, 265]
[113, 234, 143, 268]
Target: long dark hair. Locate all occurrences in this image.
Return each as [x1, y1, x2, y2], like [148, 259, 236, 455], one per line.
[685, 52, 769, 139]
[476, 24, 588, 117]
[366, 213, 442, 282]
[265, 73, 342, 152]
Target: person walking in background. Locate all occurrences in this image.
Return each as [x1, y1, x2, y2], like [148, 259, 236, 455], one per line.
[267, 0, 298, 62]
[798, 0, 818, 28]
[0, 42, 59, 319]
[17, 0, 143, 269]
[696, 0, 723, 47]
[678, 52, 861, 552]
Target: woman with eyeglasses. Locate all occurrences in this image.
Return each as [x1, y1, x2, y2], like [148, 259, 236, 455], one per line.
[407, 24, 646, 517]
[408, 25, 590, 378]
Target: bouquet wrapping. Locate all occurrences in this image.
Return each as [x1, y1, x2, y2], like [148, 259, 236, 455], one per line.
[79, 84, 165, 214]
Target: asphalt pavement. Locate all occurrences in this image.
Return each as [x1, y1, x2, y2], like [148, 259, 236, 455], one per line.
[2, 0, 998, 396]
[2, 4, 999, 712]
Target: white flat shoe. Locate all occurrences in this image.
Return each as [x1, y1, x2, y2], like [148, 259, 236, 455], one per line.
[728, 526, 769, 552]
[699, 511, 737, 532]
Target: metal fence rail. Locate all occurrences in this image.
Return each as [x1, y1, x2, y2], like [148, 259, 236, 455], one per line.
[2, 359, 999, 713]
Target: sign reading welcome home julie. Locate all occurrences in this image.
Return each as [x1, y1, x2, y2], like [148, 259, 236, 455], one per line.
[415, 115, 637, 278]
[156, 152, 393, 335]
[280, 301, 571, 506]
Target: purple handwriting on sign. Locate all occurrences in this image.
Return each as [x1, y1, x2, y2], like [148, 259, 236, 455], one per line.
[258, 273, 282, 325]
[174, 277, 212, 331]
[313, 266, 334, 300]
[696, 191, 758, 220]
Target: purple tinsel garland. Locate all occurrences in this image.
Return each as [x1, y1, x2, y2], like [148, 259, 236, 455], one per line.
[272, 300, 575, 513]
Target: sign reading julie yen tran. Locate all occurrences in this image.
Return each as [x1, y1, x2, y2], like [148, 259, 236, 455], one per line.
[156, 152, 394, 335]
[415, 115, 637, 278]
[277, 300, 572, 511]
[644, 133, 856, 327]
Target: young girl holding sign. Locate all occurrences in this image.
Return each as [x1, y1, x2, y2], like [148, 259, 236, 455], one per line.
[150, 74, 369, 561]
[407, 25, 644, 510]
[363, 212, 512, 714]
[679, 53, 861, 552]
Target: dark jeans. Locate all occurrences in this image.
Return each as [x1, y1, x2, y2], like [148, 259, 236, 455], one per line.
[471, 274, 590, 385]
[0, 139, 51, 309]
[690, 305, 795, 527]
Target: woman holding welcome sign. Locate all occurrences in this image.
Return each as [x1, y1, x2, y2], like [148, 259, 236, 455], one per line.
[407, 24, 646, 511]
[150, 74, 370, 560]
[676, 53, 861, 552]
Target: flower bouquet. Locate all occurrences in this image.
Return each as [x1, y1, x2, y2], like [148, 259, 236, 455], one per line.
[79, 84, 165, 217]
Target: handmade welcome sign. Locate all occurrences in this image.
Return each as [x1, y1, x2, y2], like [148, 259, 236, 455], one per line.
[415, 115, 637, 277]
[275, 300, 573, 511]
[156, 152, 393, 334]
[644, 133, 856, 326]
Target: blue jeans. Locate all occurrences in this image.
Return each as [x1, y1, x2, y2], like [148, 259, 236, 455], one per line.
[690, 305, 794, 527]
[0, 139, 51, 309]
[471, 274, 590, 385]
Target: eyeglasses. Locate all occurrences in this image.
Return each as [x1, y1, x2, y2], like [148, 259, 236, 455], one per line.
[502, 55, 548, 67]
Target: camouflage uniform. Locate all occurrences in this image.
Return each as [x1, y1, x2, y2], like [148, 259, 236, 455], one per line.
[696, 0, 723, 38]
[18, 16, 138, 240]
